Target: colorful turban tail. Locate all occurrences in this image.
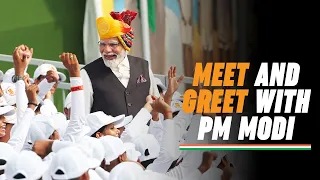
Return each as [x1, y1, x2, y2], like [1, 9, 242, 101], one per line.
[110, 10, 137, 51]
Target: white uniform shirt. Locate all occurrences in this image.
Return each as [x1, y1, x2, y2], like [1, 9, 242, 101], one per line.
[95, 167, 110, 180]
[80, 56, 160, 115]
[120, 107, 152, 143]
[7, 80, 35, 152]
[62, 77, 88, 142]
[147, 120, 178, 173]
[89, 169, 103, 180]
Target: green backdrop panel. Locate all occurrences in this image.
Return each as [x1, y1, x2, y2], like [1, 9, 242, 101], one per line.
[0, 0, 86, 112]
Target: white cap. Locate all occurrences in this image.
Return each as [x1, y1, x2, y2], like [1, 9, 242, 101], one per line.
[4, 112, 17, 125]
[132, 134, 160, 162]
[5, 151, 49, 180]
[50, 146, 90, 179]
[28, 114, 55, 144]
[40, 103, 58, 116]
[0, 82, 16, 106]
[0, 83, 17, 123]
[2, 68, 29, 84]
[64, 92, 71, 109]
[0, 142, 18, 170]
[51, 112, 68, 137]
[86, 111, 125, 136]
[33, 64, 66, 82]
[100, 135, 126, 165]
[0, 96, 15, 116]
[154, 77, 167, 91]
[2, 68, 15, 83]
[76, 136, 105, 168]
[171, 100, 182, 113]
[109, 162, 144, 180]
[124, 142, 141, 162]
[114, 115, 133, 128]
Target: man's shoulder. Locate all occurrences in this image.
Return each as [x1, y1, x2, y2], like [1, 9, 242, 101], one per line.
[127, 55, 149, 65]
[82, 57, 103, 71]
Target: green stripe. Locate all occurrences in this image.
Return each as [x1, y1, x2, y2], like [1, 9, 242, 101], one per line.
[179, 148, 311, 151]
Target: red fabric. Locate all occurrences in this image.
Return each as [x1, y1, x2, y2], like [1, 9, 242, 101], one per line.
[110, 10, 138, 25]
[71, 85, 83, 92]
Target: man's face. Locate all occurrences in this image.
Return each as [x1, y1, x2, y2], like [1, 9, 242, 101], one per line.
[0, 115, 6, 137]
[99, 37, 126, 68]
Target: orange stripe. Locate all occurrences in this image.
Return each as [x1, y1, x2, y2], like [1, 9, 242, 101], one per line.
[180, 144, 311, 147]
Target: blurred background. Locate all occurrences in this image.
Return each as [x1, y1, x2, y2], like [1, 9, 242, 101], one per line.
[0, 0, 256, 113]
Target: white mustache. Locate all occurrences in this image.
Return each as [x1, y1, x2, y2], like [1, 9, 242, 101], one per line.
[103, 52, 118, 56]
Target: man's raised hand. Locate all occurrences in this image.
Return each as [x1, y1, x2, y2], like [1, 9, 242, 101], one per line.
[59, 52, 80, 77]
[167, 66, 184, 95]
[12, 44, 33, 76]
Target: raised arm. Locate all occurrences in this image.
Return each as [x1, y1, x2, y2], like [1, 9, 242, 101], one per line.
[59, 53, 87, 142]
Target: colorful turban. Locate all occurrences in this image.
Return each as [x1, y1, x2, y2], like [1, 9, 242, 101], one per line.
[96, 10, 137, 51]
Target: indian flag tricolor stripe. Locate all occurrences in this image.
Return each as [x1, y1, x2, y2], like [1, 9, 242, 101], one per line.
[179, 144, 312, 151]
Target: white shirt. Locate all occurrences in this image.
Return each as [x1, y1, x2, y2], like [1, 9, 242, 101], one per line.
[0, 174, 5, 180]
[120, 108, 152, 143]
[15, 80, 28, 124]
[147, 120, 178, 173]
[62, 77, 88, 142]
[7, 80, 35, 152]
[80, 56, 160, 115]
[149, 119, 163, 144]
[89, 169, 103, 180]
[95, 167, 110, 180]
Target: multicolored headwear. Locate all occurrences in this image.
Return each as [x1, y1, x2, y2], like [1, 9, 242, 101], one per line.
[96, 10, 137, 51]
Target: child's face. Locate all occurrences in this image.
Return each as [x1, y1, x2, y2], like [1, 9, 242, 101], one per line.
[104, 123, 120, 137]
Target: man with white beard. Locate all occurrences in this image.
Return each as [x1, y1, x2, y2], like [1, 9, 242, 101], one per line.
[81, 10, 159, 117]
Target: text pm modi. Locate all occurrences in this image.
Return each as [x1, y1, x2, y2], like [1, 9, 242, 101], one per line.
[197, 116, 295, 141]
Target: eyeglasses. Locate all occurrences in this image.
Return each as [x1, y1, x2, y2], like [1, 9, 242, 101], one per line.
[98, 41, 120, 49]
